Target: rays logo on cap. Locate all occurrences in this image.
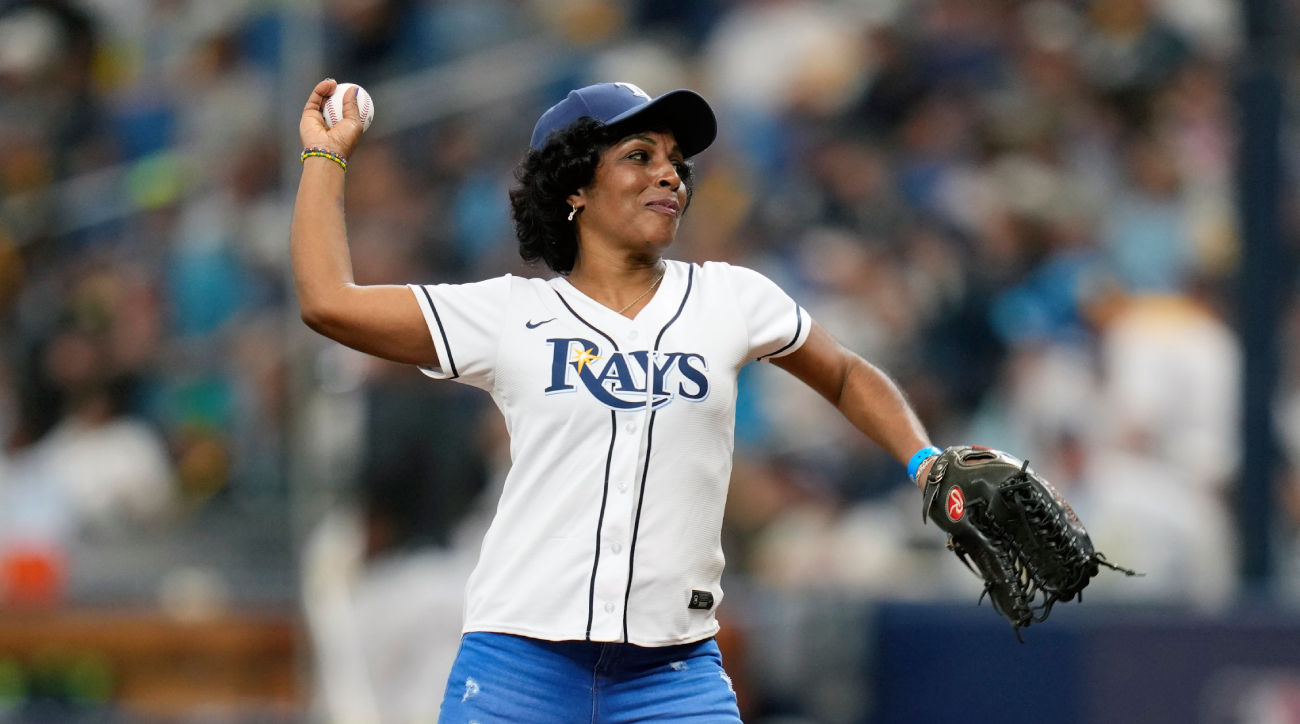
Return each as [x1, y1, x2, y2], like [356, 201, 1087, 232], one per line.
[544, 338, 709, 411]
[613, 82, 652, 100]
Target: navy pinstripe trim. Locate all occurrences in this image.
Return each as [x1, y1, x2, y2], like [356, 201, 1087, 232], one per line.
[585, 410, 617, 640]
[623, 407, 657, 642]
[654, 264, 694, 349]
[757, 304, 803, 361]
[623, 264, 694, 641]
[418, 286, 459, 378]
[555, 289, 620, 639]
[554, 291, 619, 351]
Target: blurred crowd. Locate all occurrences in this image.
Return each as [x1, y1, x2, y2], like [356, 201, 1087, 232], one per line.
[0, 0, 1295, 720]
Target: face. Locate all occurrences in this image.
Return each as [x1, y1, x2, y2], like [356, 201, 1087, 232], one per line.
[569, 130, 689, 258]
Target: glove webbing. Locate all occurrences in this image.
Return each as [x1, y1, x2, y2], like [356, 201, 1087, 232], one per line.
[956, 460, 1139, 641]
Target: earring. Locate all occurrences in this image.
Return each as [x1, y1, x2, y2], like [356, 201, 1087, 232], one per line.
[568, 206, 578, 221]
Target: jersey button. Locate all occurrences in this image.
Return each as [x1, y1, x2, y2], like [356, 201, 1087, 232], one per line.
[628, 330, 639, 340]
[618, 483, 628, 493]
[626, 422, 636, 433]
[604, 602, 616, 613]
[611, 542, 623, 554]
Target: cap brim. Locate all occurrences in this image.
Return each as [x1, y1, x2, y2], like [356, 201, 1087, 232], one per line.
[604, 89, 717, 159]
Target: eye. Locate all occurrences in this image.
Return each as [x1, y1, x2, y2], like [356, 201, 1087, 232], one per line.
[627, 150, 648, 161]
[672, 161, 689, 177]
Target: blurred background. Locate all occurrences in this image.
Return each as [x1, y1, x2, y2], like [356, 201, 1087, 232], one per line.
[0, 0, 1298, 721]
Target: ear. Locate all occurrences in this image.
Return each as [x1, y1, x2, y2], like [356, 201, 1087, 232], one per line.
[566, 188, 587, 209]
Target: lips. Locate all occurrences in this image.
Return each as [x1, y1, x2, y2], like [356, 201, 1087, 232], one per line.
[646, 198, 680, 217]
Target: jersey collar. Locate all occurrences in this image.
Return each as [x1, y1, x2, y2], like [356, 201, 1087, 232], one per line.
[550, 260, 687, 339]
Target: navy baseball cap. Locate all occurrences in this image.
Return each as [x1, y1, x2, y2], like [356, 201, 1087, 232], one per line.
[530, 82, 717, 158]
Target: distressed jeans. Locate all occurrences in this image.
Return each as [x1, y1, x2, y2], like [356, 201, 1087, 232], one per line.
[437, 632, 743, 723]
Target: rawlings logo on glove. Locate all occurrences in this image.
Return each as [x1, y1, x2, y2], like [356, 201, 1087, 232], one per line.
[922, 446, 1137, 639]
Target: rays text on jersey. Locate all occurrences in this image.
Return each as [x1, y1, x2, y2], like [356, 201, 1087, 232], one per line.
[544, 338, 709, 411]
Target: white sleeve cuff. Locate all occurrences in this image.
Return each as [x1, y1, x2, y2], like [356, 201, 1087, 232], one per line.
[757, 305, 811, 361]
[408, 284, 458, 380]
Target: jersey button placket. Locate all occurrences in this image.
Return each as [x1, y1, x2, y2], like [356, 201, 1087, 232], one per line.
[591, 410, 640, 639]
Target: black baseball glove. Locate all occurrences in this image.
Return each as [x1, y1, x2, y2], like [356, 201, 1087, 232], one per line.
[922, 446, 1136, 638]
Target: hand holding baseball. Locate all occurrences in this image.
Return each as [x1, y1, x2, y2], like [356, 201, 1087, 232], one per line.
[299, 79, 370, 161]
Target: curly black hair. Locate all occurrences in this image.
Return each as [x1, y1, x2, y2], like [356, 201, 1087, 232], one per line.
[509, 117, 694, 275]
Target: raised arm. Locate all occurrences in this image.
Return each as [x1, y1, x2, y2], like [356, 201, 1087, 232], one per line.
[291, 79, 438, 368]
[771, 321, 936, 487]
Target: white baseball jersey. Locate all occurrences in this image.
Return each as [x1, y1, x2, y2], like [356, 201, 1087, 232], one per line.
[408, 260, 810, 646]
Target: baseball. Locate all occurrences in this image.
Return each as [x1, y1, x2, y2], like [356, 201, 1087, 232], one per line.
[322, 82, 374, 131]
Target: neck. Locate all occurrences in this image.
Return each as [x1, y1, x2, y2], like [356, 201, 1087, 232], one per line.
[567, 245, 666, 317]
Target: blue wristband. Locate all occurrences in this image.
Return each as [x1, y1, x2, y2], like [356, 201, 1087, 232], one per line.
[907, 446, 942, 481]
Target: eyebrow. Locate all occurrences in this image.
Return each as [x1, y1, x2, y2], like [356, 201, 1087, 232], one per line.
[621, 135, 683, 157]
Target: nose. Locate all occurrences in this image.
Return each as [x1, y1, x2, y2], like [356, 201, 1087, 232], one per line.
[654, 158, 682, 190]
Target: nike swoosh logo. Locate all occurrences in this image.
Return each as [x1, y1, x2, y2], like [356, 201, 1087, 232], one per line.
[526, 318, 557, 329]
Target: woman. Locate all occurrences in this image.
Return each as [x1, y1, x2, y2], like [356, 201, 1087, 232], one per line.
[292, 79, 940, 722]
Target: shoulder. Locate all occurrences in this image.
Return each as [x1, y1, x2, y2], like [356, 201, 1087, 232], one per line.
[692, 260, 747, 286]
[413, 274, 534, 303]
[471, 273, 524, 293]
[696, 260, 733, 276]
[694, 261, 787, 295]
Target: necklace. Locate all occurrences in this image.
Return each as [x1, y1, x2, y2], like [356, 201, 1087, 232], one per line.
[616, 272, 665, 315]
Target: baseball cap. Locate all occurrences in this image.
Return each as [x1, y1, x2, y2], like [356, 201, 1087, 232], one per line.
[530, 82, 717, 158]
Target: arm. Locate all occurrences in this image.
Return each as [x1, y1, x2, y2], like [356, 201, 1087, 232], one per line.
[291, 79, 438, 368]
[771, 321, 936, 487]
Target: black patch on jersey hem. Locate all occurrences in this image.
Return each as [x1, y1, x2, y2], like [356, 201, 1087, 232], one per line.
[688, 590, 714, 610]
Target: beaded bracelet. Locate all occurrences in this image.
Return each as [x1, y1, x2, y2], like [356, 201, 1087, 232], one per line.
[302, 147, 347, 172]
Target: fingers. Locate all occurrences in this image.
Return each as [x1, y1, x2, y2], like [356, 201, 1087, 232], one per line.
[299, 79, 363, 158]
[341, 85, 360, 121]
[303, 78, 337, 112]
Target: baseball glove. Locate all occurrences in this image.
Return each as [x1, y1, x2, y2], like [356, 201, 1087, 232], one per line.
[922, 446, 1135, 638]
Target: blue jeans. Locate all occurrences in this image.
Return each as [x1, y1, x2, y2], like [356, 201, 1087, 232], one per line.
[437, 632, 743, 723]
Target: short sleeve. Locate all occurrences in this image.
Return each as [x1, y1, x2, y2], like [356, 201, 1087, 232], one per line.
[724, 264, 811, 361]
[408, 275, 513, 391]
